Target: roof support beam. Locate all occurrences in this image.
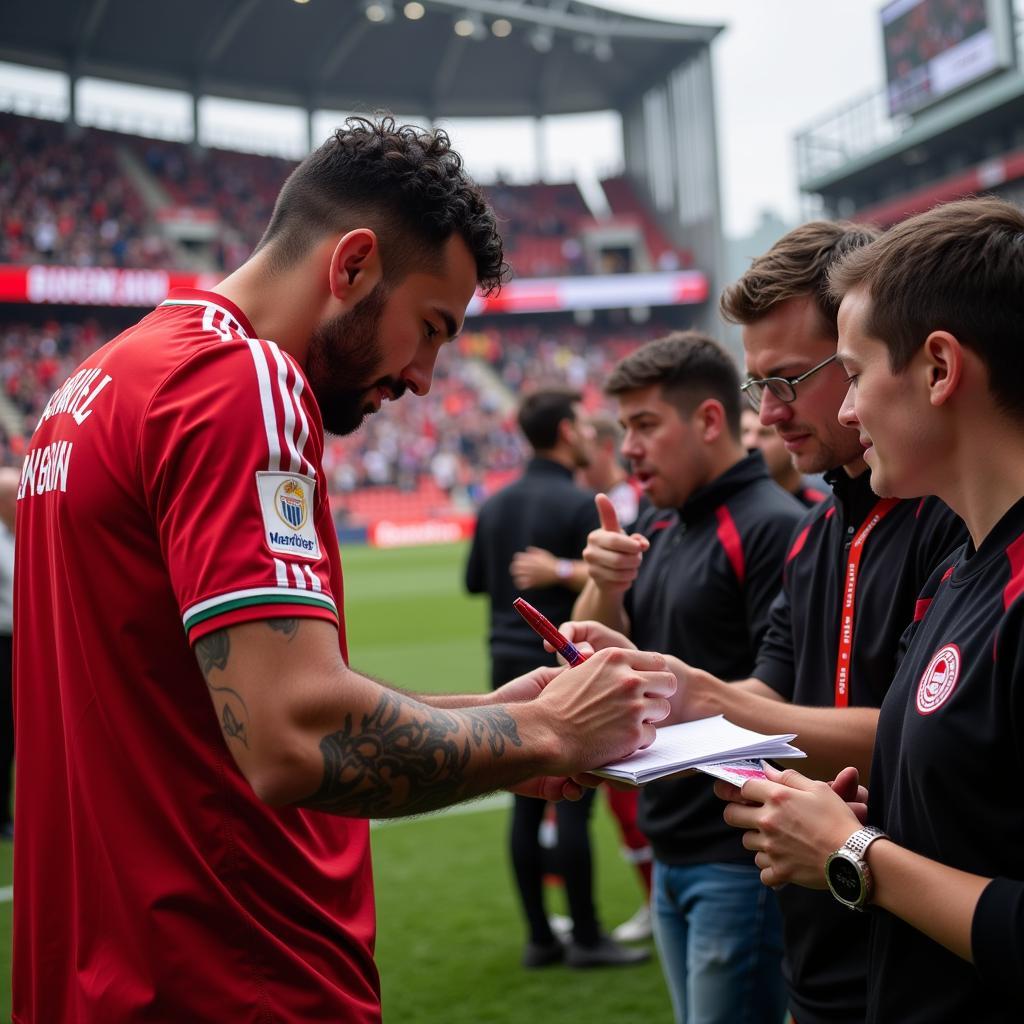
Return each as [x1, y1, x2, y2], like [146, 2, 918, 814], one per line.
[200, 0, 264, 70]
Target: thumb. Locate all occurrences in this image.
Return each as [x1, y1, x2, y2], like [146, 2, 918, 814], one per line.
[595, 493, 623, 533]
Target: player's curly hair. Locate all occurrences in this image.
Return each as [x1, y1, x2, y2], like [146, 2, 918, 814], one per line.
[256, 115, 508, 294]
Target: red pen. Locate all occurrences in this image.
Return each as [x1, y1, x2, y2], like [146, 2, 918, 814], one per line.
[512, 597, 588, 667]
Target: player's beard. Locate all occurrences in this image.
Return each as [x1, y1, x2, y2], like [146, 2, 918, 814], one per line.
[306, 282, 406, 437]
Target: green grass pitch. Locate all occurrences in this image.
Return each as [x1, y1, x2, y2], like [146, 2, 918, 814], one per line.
[0, 541, 672, 1023]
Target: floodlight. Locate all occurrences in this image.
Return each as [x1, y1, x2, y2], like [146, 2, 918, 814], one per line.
[364, 0, 393, 22]
[491, 18, 512, 37]
[404, 1, 426, 19]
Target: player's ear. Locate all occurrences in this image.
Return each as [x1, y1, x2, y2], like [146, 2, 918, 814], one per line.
[328, 229, 383, 305]
[923, 331, 963, 409]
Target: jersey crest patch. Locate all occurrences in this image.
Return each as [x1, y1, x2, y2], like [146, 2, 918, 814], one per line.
[256, 471, 321, 560]
[915, 643, 961, 715]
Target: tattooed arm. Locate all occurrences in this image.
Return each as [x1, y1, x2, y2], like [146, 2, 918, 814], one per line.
[195, 616, 674, 819]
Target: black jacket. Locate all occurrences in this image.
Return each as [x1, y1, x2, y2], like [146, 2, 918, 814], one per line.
[465, 457, 598, 679]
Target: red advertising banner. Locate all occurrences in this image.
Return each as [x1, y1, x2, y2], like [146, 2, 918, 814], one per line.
[0, 264, 708, 314]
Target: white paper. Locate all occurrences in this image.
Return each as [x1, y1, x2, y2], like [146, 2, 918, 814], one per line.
[593, 715, 805, 785]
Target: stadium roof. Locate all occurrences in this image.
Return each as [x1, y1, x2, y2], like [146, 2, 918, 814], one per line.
[0, 0, 723, 118]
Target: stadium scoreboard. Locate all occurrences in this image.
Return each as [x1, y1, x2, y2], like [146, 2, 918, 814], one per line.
[882, 0, 1017, 116]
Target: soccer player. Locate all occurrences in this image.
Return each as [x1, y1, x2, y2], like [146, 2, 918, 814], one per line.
[719, 195, 1024, 1023]
[573, 331, 805, 1024]
[566, 221, 966, 1024]
[12, 117, 675, 1023]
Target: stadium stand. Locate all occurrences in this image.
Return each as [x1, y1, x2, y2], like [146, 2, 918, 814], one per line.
[1, 113, 693, 278]
[0, 113, 174, 269]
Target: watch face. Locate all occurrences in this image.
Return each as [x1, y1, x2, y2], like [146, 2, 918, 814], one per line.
[827, 856, 864, 904]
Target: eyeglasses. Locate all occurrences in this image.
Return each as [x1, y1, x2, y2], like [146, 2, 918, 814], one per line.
[740, 353, 838, 412]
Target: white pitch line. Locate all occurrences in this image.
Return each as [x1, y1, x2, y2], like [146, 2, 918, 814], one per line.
[0, 795, 514, 903]
[371, 791, 511, 829]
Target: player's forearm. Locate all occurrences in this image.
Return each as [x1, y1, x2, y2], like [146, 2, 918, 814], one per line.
[868, 839, 988, 962]
[288, 687, 559, 818]
[571, 579, 630, 635]
[674, 660, 879, 779]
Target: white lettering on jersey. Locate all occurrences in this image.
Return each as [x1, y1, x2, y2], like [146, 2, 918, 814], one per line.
[256, 471, 321, 560]
[18, 440, 73, 500]
[38, 369, 114, 428]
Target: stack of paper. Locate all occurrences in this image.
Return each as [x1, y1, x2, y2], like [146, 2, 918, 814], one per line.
[594, 715, 805, 786]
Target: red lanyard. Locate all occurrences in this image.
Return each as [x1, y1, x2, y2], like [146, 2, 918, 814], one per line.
[834, 498, 899, 707]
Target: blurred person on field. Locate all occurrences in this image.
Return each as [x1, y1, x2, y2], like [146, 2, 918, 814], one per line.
[466, 389, 649, 970]
[13, 117, 675, 1023]
[510, 413, 654, 942]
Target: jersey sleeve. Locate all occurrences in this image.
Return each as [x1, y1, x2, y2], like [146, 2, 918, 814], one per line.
[971, 600, 1024, 1000]
[139, 339, 339, 644]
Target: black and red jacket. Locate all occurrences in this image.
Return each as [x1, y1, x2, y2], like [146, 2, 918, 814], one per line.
[866, 496, 1024, 1023]
[753, 468, 966, 1024]
[625, 452, 804, 862]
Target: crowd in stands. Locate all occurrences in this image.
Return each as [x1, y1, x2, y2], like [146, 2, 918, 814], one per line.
[0, 113, 175, 269]
[0, 113, 688, 278]
[0, 313, 666, 518]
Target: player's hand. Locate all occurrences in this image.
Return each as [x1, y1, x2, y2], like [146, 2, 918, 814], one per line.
[555, 619, 636, 654]
[508, 776, 586, 802]
[717, 763, 863, 889]
[582, 494, 649, 593]
[538, 647, 675, 774]
[493, 664, 564, 704]
[510, 546, 559, 590]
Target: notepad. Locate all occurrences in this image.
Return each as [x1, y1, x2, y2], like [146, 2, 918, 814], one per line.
[593, 715, 805, 786]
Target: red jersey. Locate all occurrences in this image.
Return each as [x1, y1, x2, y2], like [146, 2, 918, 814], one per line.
[13, 290, 379, 1023]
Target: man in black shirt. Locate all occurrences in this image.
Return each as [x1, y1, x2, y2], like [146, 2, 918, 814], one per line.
[465, 389, 646, 970]
[574, 332, 803, 1024]
[720, 196, 1024, 1023]
[568, 223, 965, 1024]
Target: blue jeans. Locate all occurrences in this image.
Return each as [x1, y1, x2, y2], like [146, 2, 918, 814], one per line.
[652, 860, 786, 1024]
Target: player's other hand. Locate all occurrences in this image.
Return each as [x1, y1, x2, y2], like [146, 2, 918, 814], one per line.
[493, 664, 563, 704]
[582, 494, 649, 593]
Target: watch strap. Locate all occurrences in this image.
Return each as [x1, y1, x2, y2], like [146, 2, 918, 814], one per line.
[842, 825, 888, 860]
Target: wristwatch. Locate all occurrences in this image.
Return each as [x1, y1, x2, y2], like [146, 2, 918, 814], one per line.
[555, 559, 574, 581]
[824, 826, 888, 911]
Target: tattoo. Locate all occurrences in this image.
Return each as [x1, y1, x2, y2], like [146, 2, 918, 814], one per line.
[221, 703, 249, 748]
[304, 692, 523, 817]
[196, 630, 230, 675]
[195, 629, 250, 749]
[267, 618, 299, 640]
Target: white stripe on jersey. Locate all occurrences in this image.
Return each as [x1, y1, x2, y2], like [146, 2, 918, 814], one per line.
[246, 339, 282, 472]
[302, 565, 323, 592]
[290, 564, 307, 589]
[274, 558, 289, 587]
[160, 299, 250, 339]
[268, 343, 311, 476]
[291, 370, 313, 474]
